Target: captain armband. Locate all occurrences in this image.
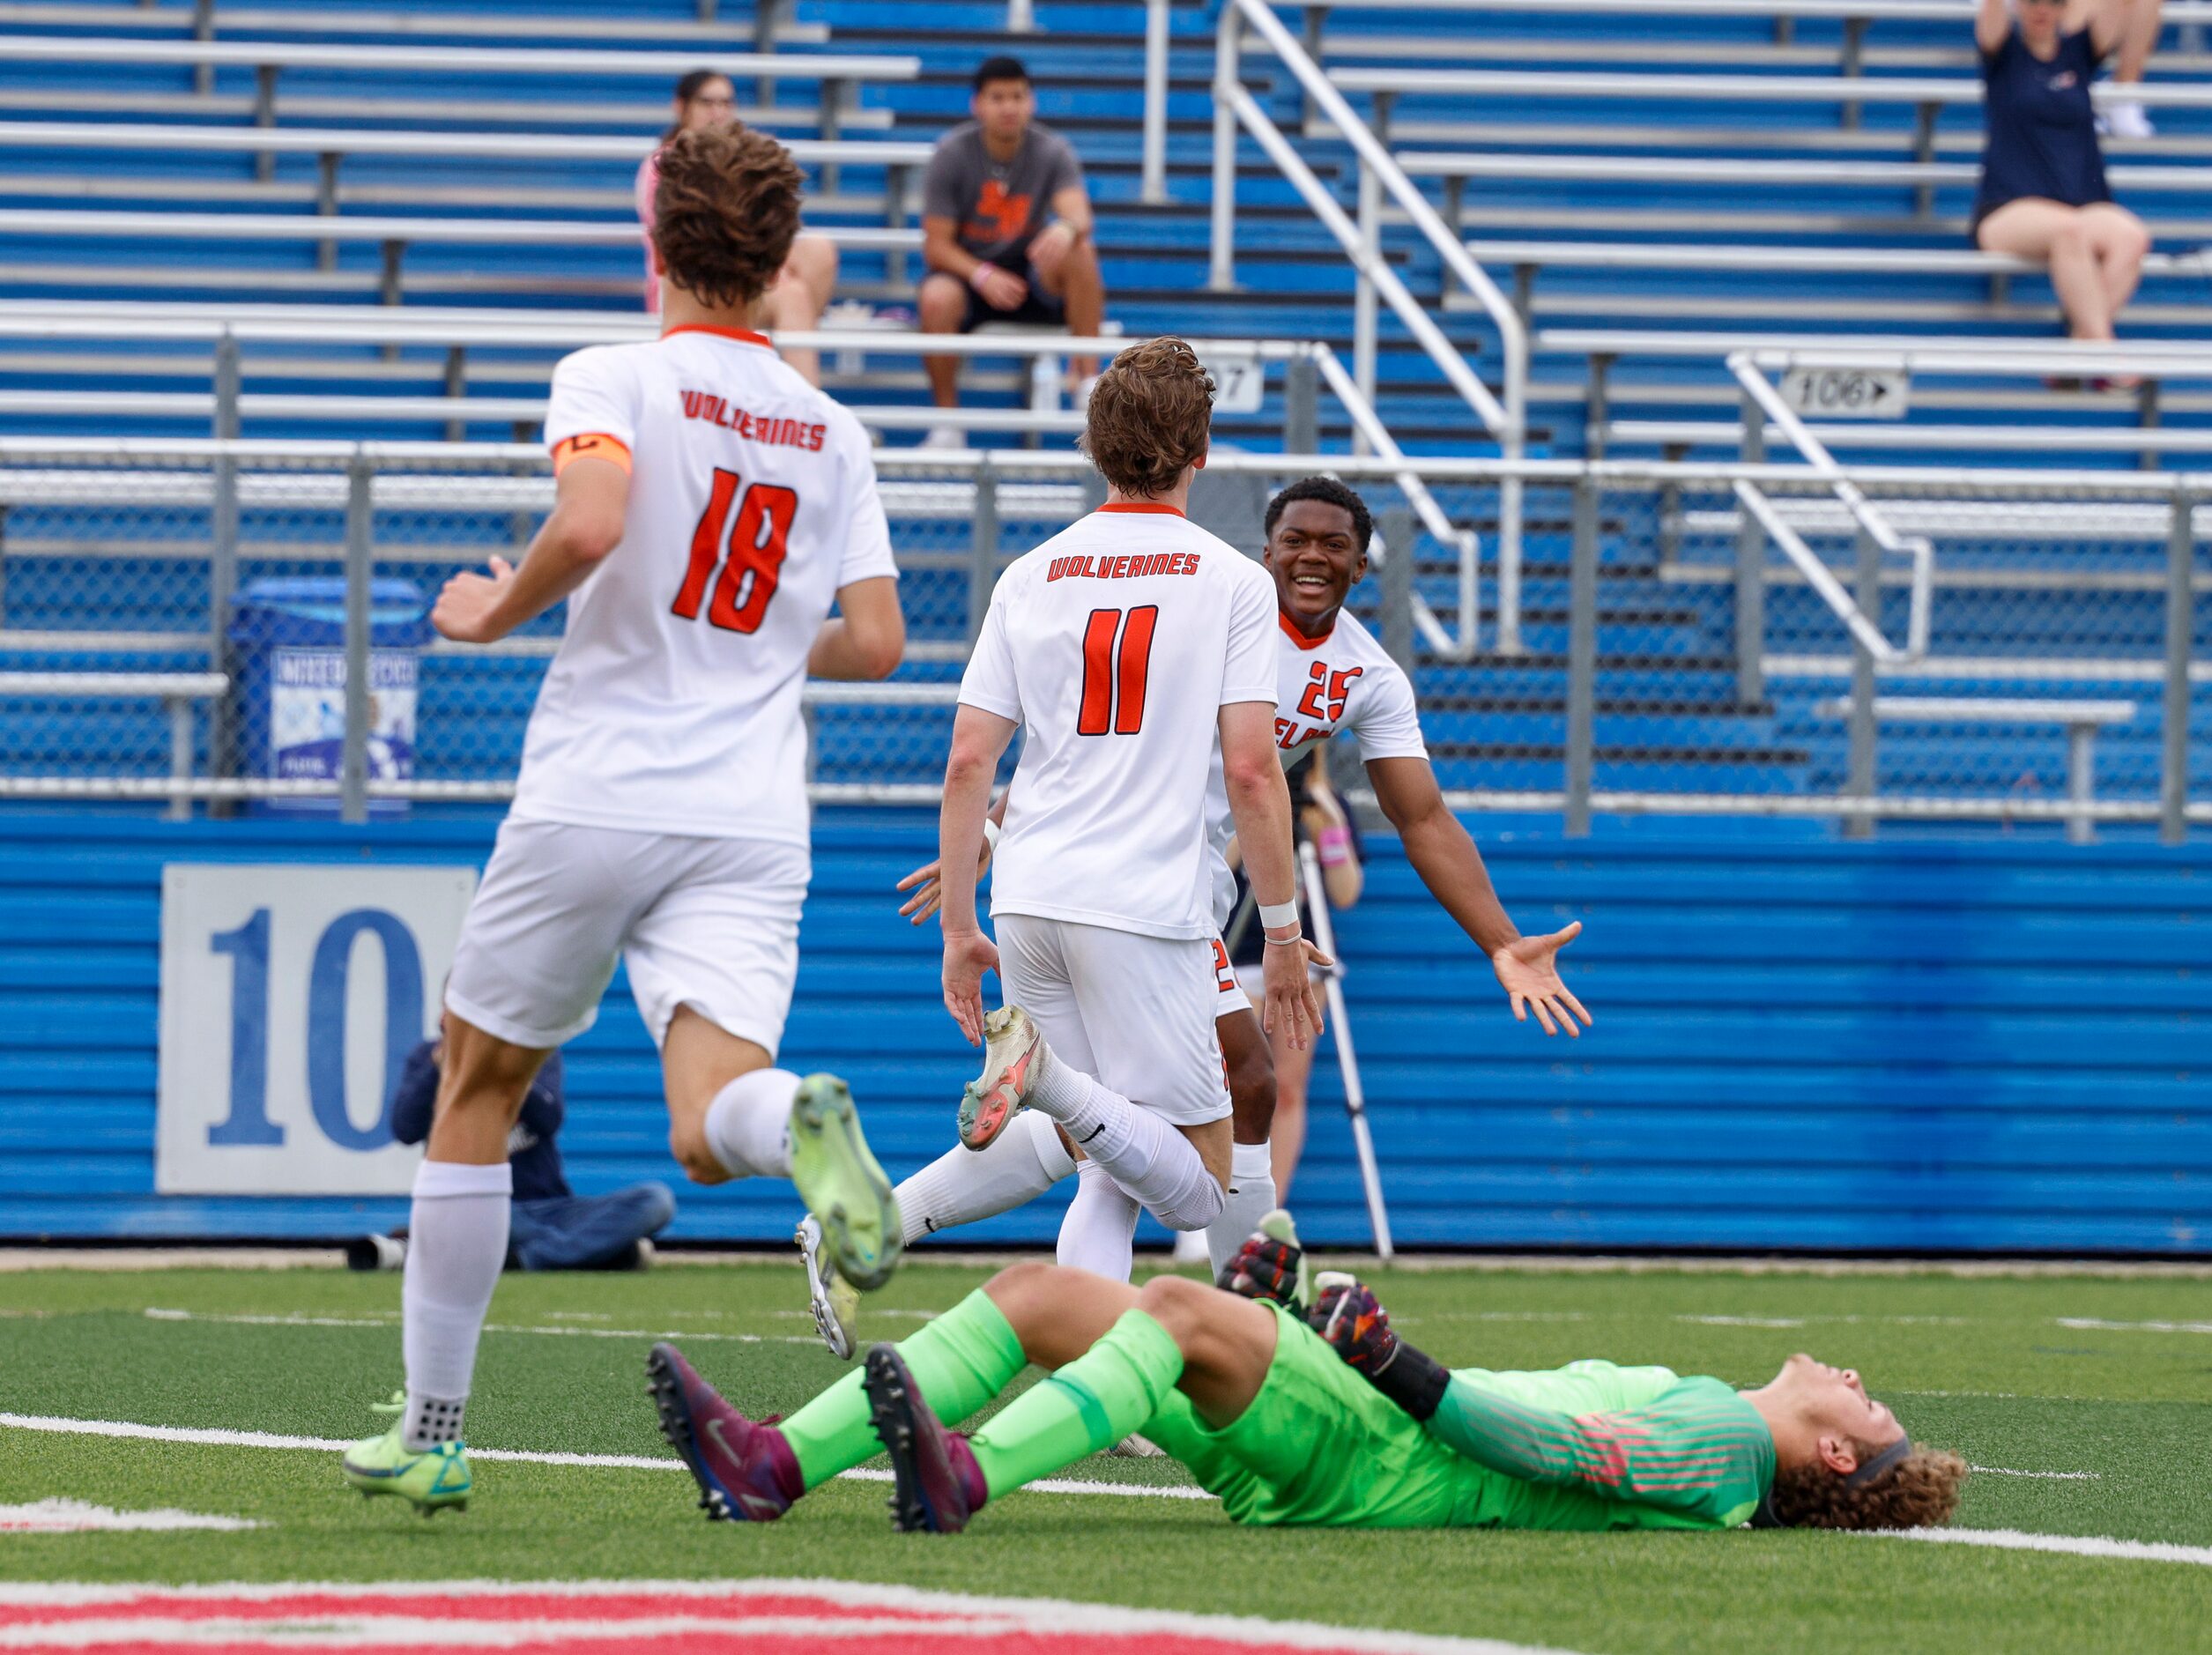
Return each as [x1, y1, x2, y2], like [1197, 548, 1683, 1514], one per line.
[551, 433, 633, 475]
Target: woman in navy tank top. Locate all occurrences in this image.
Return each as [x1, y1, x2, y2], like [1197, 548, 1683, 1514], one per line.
[1972, 0, 2153, 367]
[1981, 2, 2149, 365]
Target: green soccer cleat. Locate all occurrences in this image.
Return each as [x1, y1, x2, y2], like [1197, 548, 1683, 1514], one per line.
[789, 1072, 902, 1293]
[340, 1395, 471, 1517]
[1259, 1209, 1313, 1316]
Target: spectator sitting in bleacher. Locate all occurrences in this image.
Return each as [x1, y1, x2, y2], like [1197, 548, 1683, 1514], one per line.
[1972, 0, 2153, 378]
[345, 1041, 676, 1273]
[917, 56, 1106, 449]
[635, 69, 839, 385]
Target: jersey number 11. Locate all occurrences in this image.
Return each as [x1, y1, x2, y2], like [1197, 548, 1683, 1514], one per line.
[672, 467, 798, 634]
[1078, 605, 1157, 736]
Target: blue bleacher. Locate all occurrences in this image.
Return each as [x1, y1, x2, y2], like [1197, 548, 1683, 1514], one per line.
[0, 4, 2200, 1249]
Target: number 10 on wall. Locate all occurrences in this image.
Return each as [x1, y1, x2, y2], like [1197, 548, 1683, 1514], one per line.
[158, 865, 477, 1195]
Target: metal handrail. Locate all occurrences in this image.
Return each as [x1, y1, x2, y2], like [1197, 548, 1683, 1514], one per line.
[1729, 351, 1931, 660]
[1211, 0, 1525, 656]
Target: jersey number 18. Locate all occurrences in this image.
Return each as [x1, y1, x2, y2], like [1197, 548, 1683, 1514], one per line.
[672, 467, 798, 634]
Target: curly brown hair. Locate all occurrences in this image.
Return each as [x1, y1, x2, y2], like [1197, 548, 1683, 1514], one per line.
[1080, 338, 1214, 500]
[1768, 1441, 1968, 1530]
[651, 125, 802, 309]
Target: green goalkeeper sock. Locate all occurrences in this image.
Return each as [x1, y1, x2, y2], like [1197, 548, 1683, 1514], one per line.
[967, 1309, 1184, 1501]
[779, 1288, 1028, 1489]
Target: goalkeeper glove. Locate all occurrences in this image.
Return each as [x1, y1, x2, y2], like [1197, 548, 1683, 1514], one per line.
[1310, 1272, 1450, 1421]
[1217, 1233, 1307, 1311]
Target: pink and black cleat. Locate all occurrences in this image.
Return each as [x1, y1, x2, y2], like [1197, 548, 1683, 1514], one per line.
[645, 1342, 804, 1523]
[863, 1343, 989, 1533]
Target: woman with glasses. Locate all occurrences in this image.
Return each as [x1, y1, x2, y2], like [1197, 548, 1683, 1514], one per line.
[635, 71, 841, 385]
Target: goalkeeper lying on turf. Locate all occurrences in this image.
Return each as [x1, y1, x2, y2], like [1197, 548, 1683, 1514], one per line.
[645, 1223, 1965, 1533]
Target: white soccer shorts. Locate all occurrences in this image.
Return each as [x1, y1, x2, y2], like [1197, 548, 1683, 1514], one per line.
[444, 819, 809, 1054]
[996, 913, 1232, 1127]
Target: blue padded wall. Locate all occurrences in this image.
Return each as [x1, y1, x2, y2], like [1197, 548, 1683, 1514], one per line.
[0, 809, 2204, 1254]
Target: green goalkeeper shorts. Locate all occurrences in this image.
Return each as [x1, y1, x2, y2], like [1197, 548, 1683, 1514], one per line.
[1141, 1301, 1494, 1527]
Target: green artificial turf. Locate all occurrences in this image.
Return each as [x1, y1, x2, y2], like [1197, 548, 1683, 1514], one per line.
[2, 1258, 2208, 1653]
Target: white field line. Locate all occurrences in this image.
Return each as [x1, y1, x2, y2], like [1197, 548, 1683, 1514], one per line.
[2057, 1317, 2212, 1335]
[0, 1413, 1210, 1501]
[0, 1499, 259, 1533]
[0, 1578, 1580, 1655]
[1, 1412, 2193, 1569]
[142, 1309, 820, 1346]
[1875, 1528, 2212, 1567]
[1966, 1466, 2100, 1480]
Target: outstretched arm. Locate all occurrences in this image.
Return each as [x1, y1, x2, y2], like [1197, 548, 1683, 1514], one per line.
[1310, 1277, 1747, 1518]
[1368, 756, 1591, 1037]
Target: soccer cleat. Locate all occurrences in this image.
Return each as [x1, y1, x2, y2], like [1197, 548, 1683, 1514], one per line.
[796, 1213, 861, 1362]
[339, 1398, 471, 1517]
[957, 1006, 1043, 1153]
[788, 1072, 902, 1293]
[865, 1343, 985, 1534]
[1259, 1208, 1313, 1315]
[645, 1342, 804, 1523]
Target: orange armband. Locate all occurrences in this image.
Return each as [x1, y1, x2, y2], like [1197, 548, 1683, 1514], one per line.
[552, 433, 632, 474]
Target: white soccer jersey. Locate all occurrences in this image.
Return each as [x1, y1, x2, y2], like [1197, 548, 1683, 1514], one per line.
[1204, 606, 1429, 928]
[512, 324, 897, 842]
[960, 503, 1278, 940]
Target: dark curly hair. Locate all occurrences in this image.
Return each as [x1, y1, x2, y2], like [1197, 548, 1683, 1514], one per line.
[650, 125, 802, 310]
[1080, 338, 1214, 500]
[1768, 1441, 1968, 1531]
[1264, 475, 1373, 553]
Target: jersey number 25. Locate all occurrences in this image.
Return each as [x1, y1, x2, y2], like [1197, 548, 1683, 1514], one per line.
[672, 467, 798, 634]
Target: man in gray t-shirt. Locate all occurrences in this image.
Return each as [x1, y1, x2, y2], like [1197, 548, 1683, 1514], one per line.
[917, 56, 1108, 446]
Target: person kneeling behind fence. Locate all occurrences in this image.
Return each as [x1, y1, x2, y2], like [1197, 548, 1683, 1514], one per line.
[347, 1042, 675, 1273]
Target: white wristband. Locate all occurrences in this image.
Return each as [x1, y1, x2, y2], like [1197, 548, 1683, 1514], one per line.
[1258, 899, 1299, 931]
[982, 818, 1001, 851]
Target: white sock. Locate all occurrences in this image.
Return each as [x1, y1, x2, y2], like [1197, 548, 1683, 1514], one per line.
[1056, 1158, 1139, 1279]
[702, 1068, 798, 1180]
[401, 1159, 511, 1451]
[1205, 1139, 1280, 1280]
[899, 1110, 1074, 1245]
[1035, 1060, 1224, 1234]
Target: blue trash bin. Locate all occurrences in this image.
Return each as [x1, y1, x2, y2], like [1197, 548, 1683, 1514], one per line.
[227, 577, 431, 817]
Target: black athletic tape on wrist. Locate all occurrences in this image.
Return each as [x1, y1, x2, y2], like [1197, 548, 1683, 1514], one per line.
[1366, 1337, 1450, 1421]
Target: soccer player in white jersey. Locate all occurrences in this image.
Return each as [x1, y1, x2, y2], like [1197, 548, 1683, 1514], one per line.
[338, 126, 907, 1515]
[934, 338, 1325, 1287]
[851, 478, 1587, 1348]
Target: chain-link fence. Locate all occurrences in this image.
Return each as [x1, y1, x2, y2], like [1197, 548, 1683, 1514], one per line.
[0, 440, 2201, 839]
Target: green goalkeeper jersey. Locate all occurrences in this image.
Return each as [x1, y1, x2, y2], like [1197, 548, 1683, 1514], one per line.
[1144, 1305, 1777, 1530]
[1429, 1360, 1776, 1531]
